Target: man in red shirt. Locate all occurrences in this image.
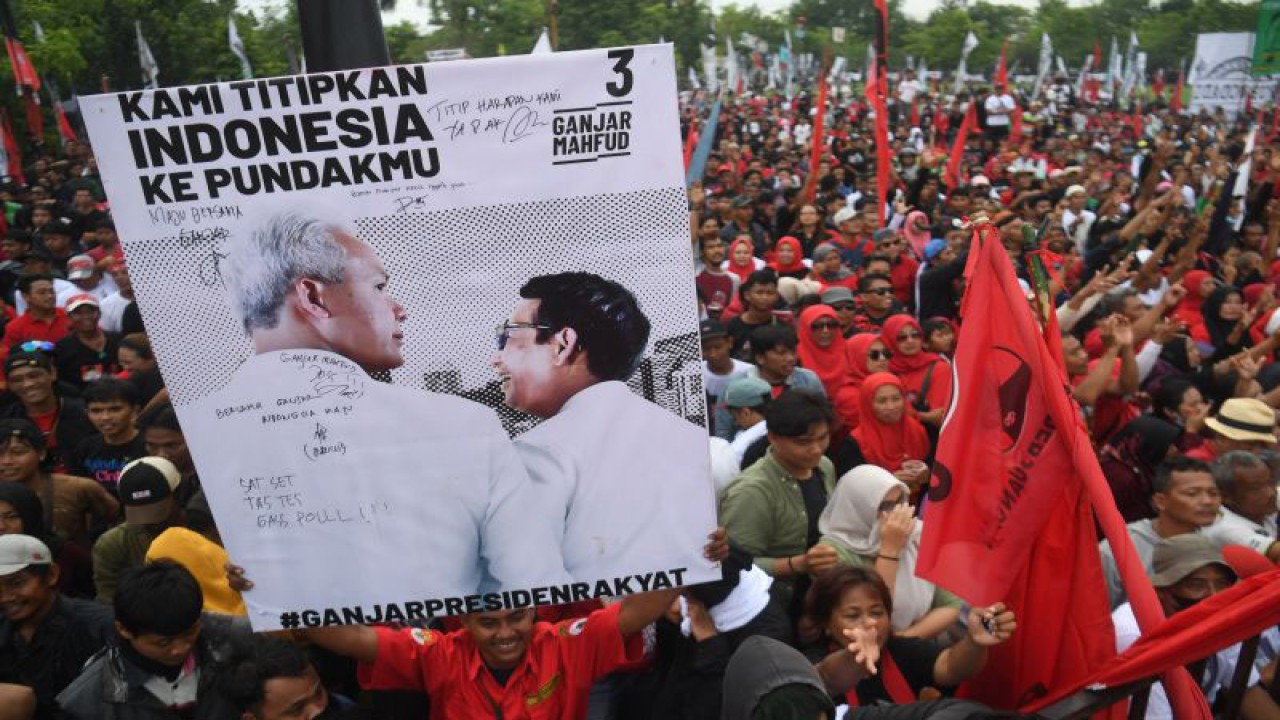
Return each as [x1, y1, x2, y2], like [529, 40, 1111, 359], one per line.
[276, 531, 726, 720]
[0, 274, 70, 361]
[869, 228, 919, 310]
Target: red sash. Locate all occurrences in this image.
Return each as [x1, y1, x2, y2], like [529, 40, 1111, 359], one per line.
[844, 649, 916, 707]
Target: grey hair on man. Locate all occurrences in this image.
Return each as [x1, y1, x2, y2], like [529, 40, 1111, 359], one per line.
[223, 213, 348, 333]
[1211, 450, 1268, 498]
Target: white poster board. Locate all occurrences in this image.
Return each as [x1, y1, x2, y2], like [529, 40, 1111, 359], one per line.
[1189, 32, 1277, 117]
[81, 45, 718, 630]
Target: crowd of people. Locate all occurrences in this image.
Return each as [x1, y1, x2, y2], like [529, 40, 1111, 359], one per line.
[0, 58, 1274, 720]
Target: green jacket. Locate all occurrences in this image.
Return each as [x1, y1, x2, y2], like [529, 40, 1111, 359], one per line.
[720, 449, 836, 579]
[92, 523, 159, 602]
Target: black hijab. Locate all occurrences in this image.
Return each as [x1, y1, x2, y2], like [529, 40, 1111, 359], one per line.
[1103, 416, 1182, 475]
[1202, 285, 1249, 354]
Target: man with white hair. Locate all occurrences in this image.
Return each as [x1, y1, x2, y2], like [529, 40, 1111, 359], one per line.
[189, 212, 569, 623]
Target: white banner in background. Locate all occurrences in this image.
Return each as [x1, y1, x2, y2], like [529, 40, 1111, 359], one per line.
[81, 45, 718, 630]
[1189, 32, 1277, 117]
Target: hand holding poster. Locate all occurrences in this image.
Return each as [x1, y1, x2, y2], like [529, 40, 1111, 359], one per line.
[81, 46, 719, 630]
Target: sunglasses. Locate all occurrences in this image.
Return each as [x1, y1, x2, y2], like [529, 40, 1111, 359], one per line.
[494, 321, 551, 350]
[810, 320, 840, 331]
[831, 303, 857, 311]
[897, 330, 922, 340]
[864, 287, 895, 296]
[868, 349, 893, 360]
[18, 341, 54, 353]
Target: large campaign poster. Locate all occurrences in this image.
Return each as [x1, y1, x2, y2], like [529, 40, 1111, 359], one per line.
[80, 46, 719, 630]
[1189, 32, 1277, 117]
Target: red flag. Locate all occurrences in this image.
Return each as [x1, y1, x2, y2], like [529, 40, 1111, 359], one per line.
[4, 37, 40, 93]
[908, 97, 920, 128]
[996, 40, 1009, 95]
[864, 59, 890, 227]
[917, 223, 1212, 717]
[1009, 104, 1024, 146]
[22, 92, 42, 140]
[806, 72, 828, 203]
[683, 120, 698, 171]
[1131, 104, 1144, 140]
[944, 103, 977, 189]
[1093, 41, 1102, 71]
[55, 102, 77, 145]
[1152, 70, 1166, 101]
[1244, 88, 1254, 117]
[1027, 563, 1280, 712]
[0, 109, 23, 183]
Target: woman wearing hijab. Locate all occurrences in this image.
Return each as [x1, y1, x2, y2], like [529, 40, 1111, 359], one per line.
[818, 466, 962, 638]
[796, 305, 860, 429]
[726, 236, 764, 285]
[881, 316, 952, 426]
[808, 243, 857, 291]
[834, 373, 932, 494]
[1171, 269, 1214, 343]
[1202, 285, 1253, 361]
[1098, 416, 1183, 523]
[767, 236, 810, 280]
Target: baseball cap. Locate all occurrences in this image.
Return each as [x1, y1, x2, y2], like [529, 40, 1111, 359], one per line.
[833, 207, 859, 226]
[1065, 184, 1087, 198]
[4, 351, 52, 376]
[0, 534, 52, 576]
[872, 228, 897, 245]
[731, 195, 753, 209]
[1204, 398, 1277, 445]
[66, 254, 96, 281]
[42, 216, 74, 236]
[1150, 534, 1235, 588]
[118, 457, 182, 525]
[65, 293, 99, 313]
[700, 319, 728, 341]
[821, 286, 855, 306]
[95, 218, 116, 232]
[924, 238, 949, 262]
[970, 174, 991, 187]
[724, 377, 772, 409]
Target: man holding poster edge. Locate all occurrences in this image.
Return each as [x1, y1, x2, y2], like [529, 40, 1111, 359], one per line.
[186, 211, 571, 624]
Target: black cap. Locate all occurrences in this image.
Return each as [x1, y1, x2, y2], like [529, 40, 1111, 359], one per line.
[95, 218, 115, 232]
[21, 247, 52, 263]
[4, 351, 52, 376]
[117, 458, 180, 525]
[700, 319, 729, 341]
[731, 195, 752, 208]
[43, 216, 74, 235]
[3, 229, 31, 243]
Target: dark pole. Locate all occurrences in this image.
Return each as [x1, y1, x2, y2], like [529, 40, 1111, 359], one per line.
[297, 0, 391, 73]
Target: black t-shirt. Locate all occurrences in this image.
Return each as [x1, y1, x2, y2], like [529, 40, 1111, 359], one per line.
[70, 433, 146, 495]
[726, 314, 777, 359]
[849, 636, 947, 707]
[798, 469, 828, 548]
[53, 333, 122, 389]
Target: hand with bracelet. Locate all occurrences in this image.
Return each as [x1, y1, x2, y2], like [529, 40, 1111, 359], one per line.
[878, 503, 914, 563]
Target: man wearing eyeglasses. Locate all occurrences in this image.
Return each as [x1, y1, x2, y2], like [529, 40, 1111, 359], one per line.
[492, 271, 718, 585]
[870, 228, 919, 310]
[188, 212, 569, 616]
[1112, 535, 1280, 719]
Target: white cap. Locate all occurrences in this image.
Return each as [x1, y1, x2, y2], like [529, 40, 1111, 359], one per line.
[1065, 184, 1087, 198]
[970, 174, 991, 186]
[833, 207, 859, 226]
[0, 534, 52, 575]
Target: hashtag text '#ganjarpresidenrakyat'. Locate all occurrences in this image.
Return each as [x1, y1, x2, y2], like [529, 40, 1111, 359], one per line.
[278, 568, 691, 628]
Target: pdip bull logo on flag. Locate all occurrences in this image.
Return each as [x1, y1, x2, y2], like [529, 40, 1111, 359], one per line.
[928, 345, 1031, 503]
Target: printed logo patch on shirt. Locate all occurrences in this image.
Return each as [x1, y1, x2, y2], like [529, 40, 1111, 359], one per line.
[409, 628, 437, 646]
[558, 618, 587, 637]
[525, 673, 561, 707]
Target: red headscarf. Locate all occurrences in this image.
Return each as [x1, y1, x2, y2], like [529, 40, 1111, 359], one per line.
[850, 373, 931, 472]
[726, 237, 758, 283]
[1172, 270, 1213, 343]
[768, 236, 807, 275]
[882, 315, 942, 378]
[845, 334, 880, 386]
[797, 305, 853, 393]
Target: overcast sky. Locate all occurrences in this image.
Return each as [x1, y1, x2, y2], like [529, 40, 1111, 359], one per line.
[242, 0, 1054, 31]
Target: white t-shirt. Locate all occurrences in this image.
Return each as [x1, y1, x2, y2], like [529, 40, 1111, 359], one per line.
[897, 79, 923, 105]
[984, 94, 1016, 127]
[703, 359, 753, 403]
[1113, 602, 1260, 719]
[1204, 507, 1277, 558]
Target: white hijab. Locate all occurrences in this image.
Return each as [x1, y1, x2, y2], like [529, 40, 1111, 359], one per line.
[818, 465, 937, 631]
